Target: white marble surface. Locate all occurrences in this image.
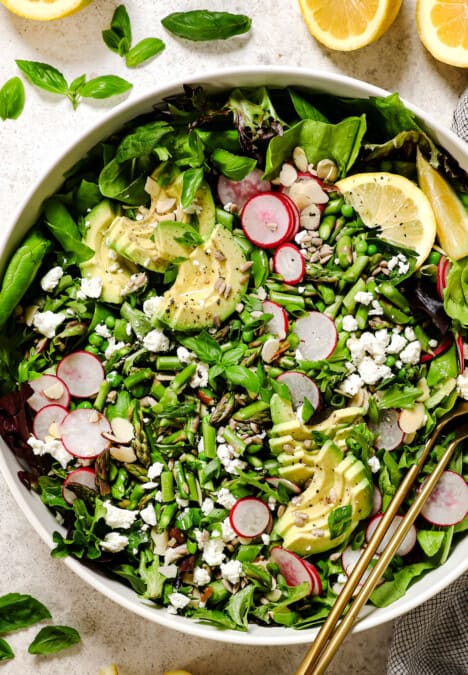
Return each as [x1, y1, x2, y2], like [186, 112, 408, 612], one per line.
[0, 1, 465, 673]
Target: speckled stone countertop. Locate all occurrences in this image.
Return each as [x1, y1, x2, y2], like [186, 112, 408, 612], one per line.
[0, 2, 465, 673]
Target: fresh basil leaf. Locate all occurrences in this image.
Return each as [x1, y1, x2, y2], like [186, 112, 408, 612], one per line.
[174, 227, 203, 247]
[0, 593, 51, 633]
[289, 88, 328, 122]
[28, 625, 81, 655]
[0, 639, 13, 661]
[68, 74, 87, 93]
[301, 396, 315, 422]
[328, 504, 352, 539]
[111, 4, 132, 43]
[126, 37, 165, 67]
[226, 584, 254, 629]
[211, 148, 256, 181]
[116, 120, 172, 163]
[221, 343, 248, 366]
[161, 10, 251, 41]
[181, 167, 204, 209]
[98, 157, 149, 205]
[0, 77, 25, 121]
[179, 330, 221, 364]
[225, 366, 260, 393]
[79, 75, 132, 100]
[16, 60, 68, 96]
[75, 179, 102, 214]
[102, 29, 124, 54]
[43, 198, 94, 262]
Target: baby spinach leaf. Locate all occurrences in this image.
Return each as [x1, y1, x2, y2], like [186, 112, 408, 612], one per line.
[417, 530, 445, 558]
[98, 157, 149, 205]
[377, 385, 421, 410]
[116, 121, 172, 162]
[0, 77, 25, 121]
[226, 584, 254, 629]
[211, 148, 256, 181]
[289, 88, 328, 122]
[0, 638, 13, 661]
[28, 625, 81, 655]
[370, 562, 434, 607]
[192, 608, 239, 630]
[181, 167, 204, 209]
[126, 37, 165, 67]
[0, 593, 51, 634]
[16, 60, 68, 96]
[328, 504, 352, 539]
[79, 76, 132, 100]
[43, 198, 93, 262]
[161, 10, 251, 41]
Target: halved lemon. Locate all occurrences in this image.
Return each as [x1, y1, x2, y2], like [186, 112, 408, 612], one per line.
[336, 172, 437, 268]
[416, 149, 468, 260]
[298, 0, 402, 51]
[0, 0, 92, 20]
[416, 0, 468, 68]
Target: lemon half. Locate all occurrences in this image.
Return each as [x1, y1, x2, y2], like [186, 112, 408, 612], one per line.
[416, 0, 468, 68]
[0, 0, 92, 20]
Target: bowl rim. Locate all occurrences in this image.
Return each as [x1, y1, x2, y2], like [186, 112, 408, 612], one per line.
[1, 65, 467, 646]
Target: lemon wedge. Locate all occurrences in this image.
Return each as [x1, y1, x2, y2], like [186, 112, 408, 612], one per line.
[0, 0, 92, 20]
[416, 0, 468, 68]
[336, 172, 437, 268]
[297, 0, 402, 51]
[416, 149, 468, 260]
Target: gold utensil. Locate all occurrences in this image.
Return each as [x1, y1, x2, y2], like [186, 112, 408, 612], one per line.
[296, 401, 468, 675]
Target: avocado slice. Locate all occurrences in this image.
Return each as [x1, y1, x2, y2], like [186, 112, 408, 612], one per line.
[155, 224, 249, 331]
[80, 200, 138, 304]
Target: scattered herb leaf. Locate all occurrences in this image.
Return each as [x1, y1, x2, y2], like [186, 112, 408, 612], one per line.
[0, 638, 13, 661]
[28, 625, 81, 655]
[0, 593, 51, 634]
[0, 77, 25, 121]
[161, 10, 251, 42]
[79, 75, 132, 100]
[126, 38, 166, 67]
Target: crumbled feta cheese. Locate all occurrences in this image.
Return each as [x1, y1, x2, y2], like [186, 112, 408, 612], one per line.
[358, 357, 392, 385]
[190, 364, 209, 388]
[193, 567, 211, 586]
[386, 332, 407, 355]
[456, 372, 468, 400]
[177, 346, 195, 363]
[261, 533, 270, 545]
[147, 462, 164, 480]
[368, 456, 381, 473]
[159, 564, 178, 579]
[256, 286, 267, 301]
[143, 329, 170, 353]
[121, 272, 147, 296]
[399, 340, 421, 365]
[140, 504, 156, 526]
[27, 436, 71, 468]
[32, 310, 66, 338]
[221, 518, 237, 542]
[220, 560, 243, 585]
[202, 538, 225, 566]
[80, 276, 103, 299]
[340, 373, 364, 396]
[337, 573, 348, 584]
[201, 498, 215, 516]
[194, 528, 209, 550]
[104, 337, 126, 360]
[216, 488, 236, 509]
[428, 338, 438, 349]
[94, 323, 111, 339]
[368, 300, 384, 316]
[141, 481, 158, 490]
[40, 266, 63, 292]
[342, 315, 359, 332]
[100, 532, 129, 553]
[295, 348, 305, 362]
[103, 502, 138, 529]
[404, 327, 416, 341]
[354, 291, 374, 306]
[142, 296, 163, 317]
[388, 254, 409, 275]
[168, 592, 191, 611]
[175, 497, 189, 508]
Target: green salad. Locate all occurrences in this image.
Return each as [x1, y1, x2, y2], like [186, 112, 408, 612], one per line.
[0, 85, 467, 631]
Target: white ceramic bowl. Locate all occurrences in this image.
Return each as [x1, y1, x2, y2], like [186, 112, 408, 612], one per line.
[0, 66, 467, 646]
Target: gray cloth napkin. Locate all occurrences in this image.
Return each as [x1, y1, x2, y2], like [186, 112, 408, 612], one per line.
[386, 93, 468, 675]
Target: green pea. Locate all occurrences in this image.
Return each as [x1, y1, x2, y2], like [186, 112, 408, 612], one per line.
[77, 401, 93, 409]
[341, 203, 354, 218]
[366, 244, 378, 255]
[85, 345, 99, 355]
[100, 340, 109, 353]
[385, 355, 396, 367]
[88, 333, 103, 347]
[107, 371, 123, 387]
[105, 315, 116, 329]
[428, 250, 441, 265]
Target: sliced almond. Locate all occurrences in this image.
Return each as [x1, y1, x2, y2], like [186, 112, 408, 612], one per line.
[110, 445, 137, 463]
[43, 381, 64, 400]
[48, 421, 61, 439]
[156, 197, 176, 214]
[261, 338, 281, 363]
[279, 163, 298, 187]
[110, 417, 135, 444]
[292, 146, 308, 172]
[398, 403, 426, 433]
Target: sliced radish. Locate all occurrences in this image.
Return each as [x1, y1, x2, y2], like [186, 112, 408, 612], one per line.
[33, 404, 68, 441]
[229, 497, 271, 538]
[280, 193, 300, 239]
[263, 300, 289, 341]
[265, 477, 302, 494]
[293, 312, 338, 361]
[371, 485, 383, 516]
[273, 243, 305, 285]
[276, 371, 320, 411]
[420, 470, 468, 526]
[366, 513, 417, 557]
[398, 403, 426, 434]
[217, 168, 271, 210]
[455, 334, 465, 374]
[60, 408, 111, 459]
[302, 559, 322, 595]
[241, 192, 295, 249]
[270, 546, 314, 594]
[436, 256, 450, 299]
[62, 467, 97, 505]
[369, 409, 404, 451]
[57, 350, 105, 399]
[341, 547, 381, 588]
[27, 374, 71, 412]
[420, 335, 453, 363]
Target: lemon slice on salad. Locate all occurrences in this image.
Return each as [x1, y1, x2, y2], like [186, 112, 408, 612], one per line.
[416, 0, 468, 68]
[336, 172, 437, 269]
[298, 0, 402, 51]
[0, 0, 92, 20]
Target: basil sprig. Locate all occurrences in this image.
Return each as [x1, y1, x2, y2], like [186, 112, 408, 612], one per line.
[28, 626, 81, 655]
[15, 60, 132, 109]
[0, 77, 25, 121]
[103, 5, 165, 67]
[161, 10, 252, 41]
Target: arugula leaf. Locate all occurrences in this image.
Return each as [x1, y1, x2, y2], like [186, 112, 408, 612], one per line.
[28, 626, 80, 655]
[116, 121, 172, 162]
[181, 167, 204, 209]
[79, 75, 132, 100]
[0, 593, 51, 633]
[126, 38, 165, 67]
[211, 148, 256, 181]
[328, 504, 352, 539]
[162, 10, 251, 41]
[0, 77, 25, 121]
[16, 60, 68, 96]
[377, 385, 421, 410]
[225, 365, 260, 393]
[178, 331, 222, 364]
[0, 639, 13, 661]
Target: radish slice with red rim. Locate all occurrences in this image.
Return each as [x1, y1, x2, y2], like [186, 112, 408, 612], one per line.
[279, 193, 300, 239]
[57, 350, 105, 399]
[60, 408, 111, 459]
[455, 334, 465, 374]
[263, 300, 289, 341]
[365, 513, 417, 557]
[241, 192, 295, 249]
[276, 371, 320, 412]
[270, 546, 314, 594]
[420, 335, 453, 363]
[62, 467, 97, 505]
[341, 547, 381, 588]
[27, 374, 70, 412]
[33, 404, 68, 441]
[293, 312, 338, 361]
[369, 409, 404, 451]
[217, 168, 271, 210]
[420, 470, 468, 526]
[436, 256, 450, 299]
[265, 477, 302, 494]
[371, 485, 383, 516]
[229, 497, 272, 538]
[273, 243, 305, 285]
[302, 559, 322, 595]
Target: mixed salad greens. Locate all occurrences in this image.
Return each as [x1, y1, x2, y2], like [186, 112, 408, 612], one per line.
[0, 85, 467, 632]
